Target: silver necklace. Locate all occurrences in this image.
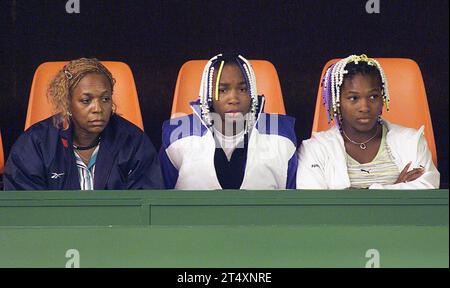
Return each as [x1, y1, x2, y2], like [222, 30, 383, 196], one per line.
[342, 125, 379, 150]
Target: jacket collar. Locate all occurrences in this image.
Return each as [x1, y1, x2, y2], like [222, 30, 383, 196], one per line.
[58, 114, 123, 189]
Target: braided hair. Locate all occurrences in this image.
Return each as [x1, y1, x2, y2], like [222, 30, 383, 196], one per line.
[321, 54, 390, 130]
[199, 54, 259, 133]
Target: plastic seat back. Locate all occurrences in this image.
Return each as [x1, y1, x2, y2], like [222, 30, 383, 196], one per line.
[171, 60, 286, 117]
[25, 61, 144, 130]
[0, 131, 4, 174]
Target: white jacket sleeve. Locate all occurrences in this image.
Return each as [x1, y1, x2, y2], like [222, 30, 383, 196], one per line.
[296, 141, 329, 189]
[369, 134, 440, 189]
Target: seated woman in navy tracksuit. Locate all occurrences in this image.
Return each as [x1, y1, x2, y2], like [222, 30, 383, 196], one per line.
[4, 58, 163, 190]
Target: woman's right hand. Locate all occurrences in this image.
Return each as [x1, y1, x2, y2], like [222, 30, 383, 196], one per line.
[395, 162, 425, 184]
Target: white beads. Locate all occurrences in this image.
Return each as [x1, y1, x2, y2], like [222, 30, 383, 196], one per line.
[199, 54, 221, 126]
[239, 56, 258, 132]
[324, 54, 391, 127]
[371, 58, 390, 110]
[197, 54, 260, 133]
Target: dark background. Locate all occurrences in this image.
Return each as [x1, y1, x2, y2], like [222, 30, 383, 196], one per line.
[1, 0, 448, 187]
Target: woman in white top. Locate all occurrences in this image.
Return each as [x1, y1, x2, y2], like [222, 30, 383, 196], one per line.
[297, 54, 439, 189]
[160, 54, 298, 189]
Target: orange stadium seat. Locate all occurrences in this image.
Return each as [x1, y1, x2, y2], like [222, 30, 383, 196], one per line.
[171, 60, 286, 117]
[25, 61, 144, 130]
[312, 58, 437, 167]
[0, 131, 4, 174]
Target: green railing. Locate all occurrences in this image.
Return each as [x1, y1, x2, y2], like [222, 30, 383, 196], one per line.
[0, 190, 448, 267]
[0, 190, 448, 226]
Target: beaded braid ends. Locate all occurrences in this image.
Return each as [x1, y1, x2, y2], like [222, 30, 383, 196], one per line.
[321, 54, 390, 130]
[198, 54, 259, 133]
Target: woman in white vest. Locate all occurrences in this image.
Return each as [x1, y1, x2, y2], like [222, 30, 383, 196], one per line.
[160, 54, 298, 189]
